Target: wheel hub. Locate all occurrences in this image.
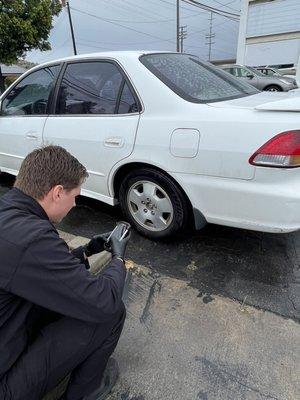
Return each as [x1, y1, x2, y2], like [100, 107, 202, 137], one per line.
[127, 180, 174, 232]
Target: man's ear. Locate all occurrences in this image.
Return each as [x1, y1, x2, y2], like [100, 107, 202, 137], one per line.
[51, 185, 64, 202]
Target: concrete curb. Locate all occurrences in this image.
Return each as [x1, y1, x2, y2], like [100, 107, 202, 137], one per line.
[43, 230, 111, 400]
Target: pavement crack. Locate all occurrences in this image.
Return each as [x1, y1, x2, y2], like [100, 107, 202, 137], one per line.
[195, 356, 281, 400]
[139, 279, 161, 326]
[287, 292, 297, 312]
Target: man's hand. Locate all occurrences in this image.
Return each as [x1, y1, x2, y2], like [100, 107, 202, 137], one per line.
[109, 225, 131, 262]
[83, 232, 111, 257]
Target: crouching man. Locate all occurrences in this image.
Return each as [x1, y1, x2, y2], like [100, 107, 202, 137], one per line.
[0, 146, 130, 400]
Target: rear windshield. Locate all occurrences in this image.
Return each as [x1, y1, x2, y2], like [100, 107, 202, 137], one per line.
[140, 53, 258, 103]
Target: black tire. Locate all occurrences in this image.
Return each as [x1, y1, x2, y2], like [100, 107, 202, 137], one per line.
[264, 85, 282, 92]
[119, 168, 190, 240]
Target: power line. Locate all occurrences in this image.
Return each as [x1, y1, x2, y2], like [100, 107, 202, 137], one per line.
[185, 0, 240, 17]
[209, 0, 240, 12]
[77, 36, 171, 46]
[187, 19, 235, 38]
[97, 0, 164, 20]
[83, 0, 172, 23]
[182, 0, 240, 20]
[77, 41, 116, 51]
[78, 14, 175, 24]
[157, 0, 207, 14]
[70, 7, 175, 45]
[125, 0, 172, 19]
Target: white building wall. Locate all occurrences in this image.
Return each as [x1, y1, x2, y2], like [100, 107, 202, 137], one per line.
[237, 0, 300, 66]
[245, 38, 300, 65]
[247, 0, 300, 37]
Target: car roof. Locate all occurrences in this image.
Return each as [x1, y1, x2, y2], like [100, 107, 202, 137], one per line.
[35, 50, 175, 69]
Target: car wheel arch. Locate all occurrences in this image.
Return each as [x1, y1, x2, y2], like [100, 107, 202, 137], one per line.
[263, 84, 283, 92]
[112, 161, 196, 226]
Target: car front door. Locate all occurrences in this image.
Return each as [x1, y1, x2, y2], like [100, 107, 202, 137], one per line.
[42, 60, 141, 203]
[234, 67, 259, 89]
[0, 65, 60, 174]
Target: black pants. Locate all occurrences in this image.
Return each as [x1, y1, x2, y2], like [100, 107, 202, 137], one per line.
[1, 303, 126, 400]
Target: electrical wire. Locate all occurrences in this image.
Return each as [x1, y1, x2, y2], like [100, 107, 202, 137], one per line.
[70, 7, 175, 45]
[81, 0, 172, 22]
[209, 0, 240, 13]
[77, 36, 172, 46]
[182, 0, 240, 20]
[187, 19, 237, 38]
[125, 0, 172, 19]
[185, 0, 240, 17]
[157, 0, 206, 14]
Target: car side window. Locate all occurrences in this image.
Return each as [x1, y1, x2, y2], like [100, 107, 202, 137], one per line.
[118, 83, 139, 114]
[239, 68, 251, 77]
[56, 61, 125, 115]
[1, 65, 60, 116]
[228, 68, 238, 77]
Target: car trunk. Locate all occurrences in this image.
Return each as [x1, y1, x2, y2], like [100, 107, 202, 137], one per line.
[169, 90, 300, 181]
[209, 89, 300, 111]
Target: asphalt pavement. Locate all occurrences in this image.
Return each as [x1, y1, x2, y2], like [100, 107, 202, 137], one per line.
[0, 173, 299, 399]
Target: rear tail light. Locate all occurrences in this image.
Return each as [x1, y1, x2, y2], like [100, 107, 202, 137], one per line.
[249, 130, 300, 168]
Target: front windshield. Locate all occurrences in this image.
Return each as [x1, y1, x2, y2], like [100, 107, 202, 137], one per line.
[140, 53, 258, 103]
[247, 66, 265, 77]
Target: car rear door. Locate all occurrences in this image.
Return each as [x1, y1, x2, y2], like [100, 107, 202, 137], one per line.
[0, 65, 60, 174]
[42, 59, 141, 202]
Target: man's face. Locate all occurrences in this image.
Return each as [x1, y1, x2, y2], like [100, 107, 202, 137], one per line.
[54, 186, 81, 223]
[40, 185, 81, 224]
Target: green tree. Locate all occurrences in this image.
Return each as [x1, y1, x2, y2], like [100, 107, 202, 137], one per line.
[0, 0, 62, 92]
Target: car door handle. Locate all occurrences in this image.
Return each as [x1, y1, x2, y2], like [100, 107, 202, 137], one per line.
[26, 132, 38, 140]
[104, 137, 124, 147]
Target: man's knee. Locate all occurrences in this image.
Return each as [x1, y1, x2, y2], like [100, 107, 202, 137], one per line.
[118, 301, 126, 321]
[115, 301, 126, 329]
[92, 302, 126, 341]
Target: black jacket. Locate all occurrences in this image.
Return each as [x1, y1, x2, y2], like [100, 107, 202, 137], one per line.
[0, 188, 126, 378]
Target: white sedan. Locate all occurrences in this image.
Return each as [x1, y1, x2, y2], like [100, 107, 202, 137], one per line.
[0, 51, 300, 239]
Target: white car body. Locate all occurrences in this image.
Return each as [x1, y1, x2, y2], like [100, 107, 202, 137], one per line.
[0, 51, 300, 237]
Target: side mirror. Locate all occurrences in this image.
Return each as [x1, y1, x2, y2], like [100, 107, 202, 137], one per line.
[246, 73, 254, 79]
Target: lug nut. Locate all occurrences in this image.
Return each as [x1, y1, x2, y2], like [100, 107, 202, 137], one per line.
[151, 211, 155, 215]
[144, 209, 148, 213]
[141, 201, 145, 204]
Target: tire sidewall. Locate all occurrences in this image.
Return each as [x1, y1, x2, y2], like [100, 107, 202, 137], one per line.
[119, 169, 188, 239]
[264, 85, 282, 92]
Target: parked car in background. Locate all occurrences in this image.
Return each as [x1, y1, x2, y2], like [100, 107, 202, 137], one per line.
[1, 51, 300, 239]
[220, 64, 297, 92]
[256, 67, 297, 83]
[276, 66, 297, 77]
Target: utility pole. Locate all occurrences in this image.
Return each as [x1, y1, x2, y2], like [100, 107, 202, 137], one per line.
[176, 0, 180, 52]
[179, 26, 187, 53]
[0, 65, 5, 94]
[205, 12, 215, 62]
[62, 0, 77, 55]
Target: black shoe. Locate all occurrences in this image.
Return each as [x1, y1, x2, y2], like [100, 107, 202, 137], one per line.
[83, 358, 119, 400]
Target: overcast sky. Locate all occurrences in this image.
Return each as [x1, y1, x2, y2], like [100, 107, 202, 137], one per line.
[26, 0, 241, 64]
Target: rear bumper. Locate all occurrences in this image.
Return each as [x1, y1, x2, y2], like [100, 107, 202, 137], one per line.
[172, 169, 300, 233]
